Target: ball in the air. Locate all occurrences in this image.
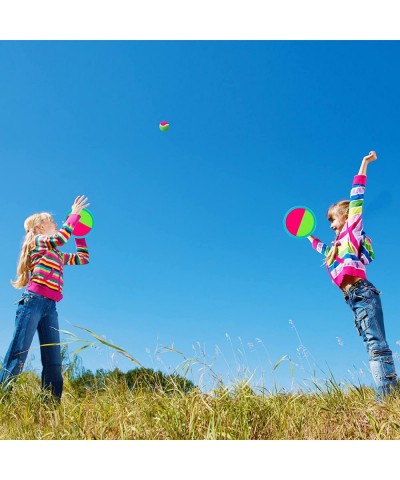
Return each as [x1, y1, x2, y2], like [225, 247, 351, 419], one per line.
[159, 121, 170, 131]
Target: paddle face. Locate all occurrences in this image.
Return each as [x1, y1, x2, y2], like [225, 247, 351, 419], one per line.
[284, 206, 316, 238]
[65, 208, 94, 236]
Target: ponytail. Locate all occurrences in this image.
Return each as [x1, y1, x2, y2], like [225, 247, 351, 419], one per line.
[11, 212, 53, 289]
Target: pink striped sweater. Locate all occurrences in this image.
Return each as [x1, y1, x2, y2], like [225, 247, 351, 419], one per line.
[311, 174, 373, 289]
[26, 214, 89, 301]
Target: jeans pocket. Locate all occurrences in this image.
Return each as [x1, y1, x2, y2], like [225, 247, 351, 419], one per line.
[355, 287, 370, 302]
[370, 286, 381, 296]
[14, 296, 29, 327]
[354, 308, 369, 336]
[15, 295, 28, 306]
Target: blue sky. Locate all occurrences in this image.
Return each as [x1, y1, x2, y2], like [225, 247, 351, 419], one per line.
[1, 40, 400, 395]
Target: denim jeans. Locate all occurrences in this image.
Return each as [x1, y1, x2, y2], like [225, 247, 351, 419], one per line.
[0, 290, 63, 399]
[345, 279, 397, 398]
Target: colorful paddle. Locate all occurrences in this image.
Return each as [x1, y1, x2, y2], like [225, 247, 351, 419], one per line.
[65, 208, 94, 236]
[284, 206, 316, 238]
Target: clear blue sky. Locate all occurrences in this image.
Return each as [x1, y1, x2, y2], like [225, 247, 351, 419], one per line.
[1, 40, 400, 393]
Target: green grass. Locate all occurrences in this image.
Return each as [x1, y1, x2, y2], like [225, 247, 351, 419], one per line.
[1, 372, 400, 440]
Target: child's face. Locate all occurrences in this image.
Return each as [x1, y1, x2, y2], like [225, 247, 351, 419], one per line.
[39, 218, 57, 236]
[329, 212, 347, 235]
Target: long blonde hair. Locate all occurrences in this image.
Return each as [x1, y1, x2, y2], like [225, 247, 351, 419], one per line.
[325, 200, 349, 266]
[11, 212, 53, 289]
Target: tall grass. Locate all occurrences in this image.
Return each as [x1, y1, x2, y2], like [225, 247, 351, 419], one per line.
[1, 371, 400, 439]
[1, 320, 400, 440]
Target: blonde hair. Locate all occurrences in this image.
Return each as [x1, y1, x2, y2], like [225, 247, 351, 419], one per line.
[11, 212, 53, 289]
[325, 200, 350, 266]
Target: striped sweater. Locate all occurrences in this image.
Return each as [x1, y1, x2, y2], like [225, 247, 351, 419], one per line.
[311, 174, 374, 289]
[26, 214, 89, 301]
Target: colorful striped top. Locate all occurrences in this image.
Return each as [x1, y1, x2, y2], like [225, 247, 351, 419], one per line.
[26, 214, 89, 301]
[310, 174, 374, 289]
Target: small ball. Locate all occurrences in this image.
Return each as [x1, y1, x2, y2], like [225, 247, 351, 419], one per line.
[159, 121, 170, 131]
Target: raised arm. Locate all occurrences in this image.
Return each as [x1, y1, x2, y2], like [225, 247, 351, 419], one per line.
[35, 215, 80, 249]
[34, 196, 90, 249]
[358, 150, 377, 176]
[348, 151, 377, 222]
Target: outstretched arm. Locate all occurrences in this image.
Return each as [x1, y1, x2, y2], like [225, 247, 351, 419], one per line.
[358, 150, 377, 176]
[348, 151, 377, 222]
[35, 195, 90, 249]
[62, 196, 90, 265]
[307, 235, 331, 257]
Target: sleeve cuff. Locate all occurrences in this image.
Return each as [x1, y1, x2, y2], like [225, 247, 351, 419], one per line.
[353, 174, 367, 186]
[75, 237, 87, 247]
[65, 213, 81, 228]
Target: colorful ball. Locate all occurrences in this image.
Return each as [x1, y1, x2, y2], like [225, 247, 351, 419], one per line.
[284, 206, 316, 238]
[65, 208, 94, 236]
[159, 121, 170, 131]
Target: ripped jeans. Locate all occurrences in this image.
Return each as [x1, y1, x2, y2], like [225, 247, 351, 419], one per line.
[345, 279, 397, 398]
[0, 290, 63, 400]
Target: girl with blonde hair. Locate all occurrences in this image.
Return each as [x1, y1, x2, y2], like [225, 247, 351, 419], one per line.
[307, 151, 397, 400]
[0, 196, 90, 401]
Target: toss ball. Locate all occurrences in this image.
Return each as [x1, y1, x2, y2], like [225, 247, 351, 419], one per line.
[159, 121, 170, 131]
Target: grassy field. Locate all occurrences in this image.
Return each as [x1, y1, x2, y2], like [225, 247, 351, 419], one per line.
[1, 371, 400, 440]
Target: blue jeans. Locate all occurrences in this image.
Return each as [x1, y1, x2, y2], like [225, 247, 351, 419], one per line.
[0, 290, 63, 399]
[345, 279, 397, 398]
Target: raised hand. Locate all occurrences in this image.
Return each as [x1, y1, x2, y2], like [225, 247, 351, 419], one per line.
[363, 150, 377, 163]
[71, 195, 90, 215]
